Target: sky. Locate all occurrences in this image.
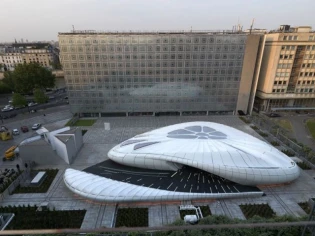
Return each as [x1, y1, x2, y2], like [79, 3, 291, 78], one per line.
[1, 0, 314, 42]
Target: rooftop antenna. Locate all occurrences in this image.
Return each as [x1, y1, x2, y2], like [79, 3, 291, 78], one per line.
[250, 18, 255, 34]
[72, 25, 75, 32]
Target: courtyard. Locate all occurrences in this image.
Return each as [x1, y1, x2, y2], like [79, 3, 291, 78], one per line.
[1, 113, 315, 228]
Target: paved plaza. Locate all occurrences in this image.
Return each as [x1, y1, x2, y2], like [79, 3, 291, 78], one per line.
[1, 114, 315, 229]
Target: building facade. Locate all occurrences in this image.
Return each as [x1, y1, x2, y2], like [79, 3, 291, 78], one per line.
[255, 25, 315, 111]
[58, 31, 262, 116]
[0, 48, 23, 71]
[0, 43, 59, 72]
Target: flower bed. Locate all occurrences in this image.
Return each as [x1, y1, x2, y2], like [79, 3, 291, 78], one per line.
[281, 150, 295, 157]
[297, 162, 311, 170]
[270, 141, 280, 146]
[240, 204, 276, 219]
[298, 202, 311, 214]
[12, 169, 58, 194]
[239, 117, 251, 124]
[0, 205, 86, 229]
[115, 208, 148, 227]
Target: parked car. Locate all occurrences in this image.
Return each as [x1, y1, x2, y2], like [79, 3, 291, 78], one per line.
[21, 126, 29, 133]
[32, 123, 41, 130]
[1, 106, 14, 112]
[12, 129, 20, 135]
[28, 102, 38, 107]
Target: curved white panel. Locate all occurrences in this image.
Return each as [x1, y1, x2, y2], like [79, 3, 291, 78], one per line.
[64, 169, 263, 202]
[108, 121, 300, 185]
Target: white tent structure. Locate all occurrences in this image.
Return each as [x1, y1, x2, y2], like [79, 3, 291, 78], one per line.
[64, 121, 300, 202]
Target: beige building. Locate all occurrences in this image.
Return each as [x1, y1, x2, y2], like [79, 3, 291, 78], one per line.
[18, 43, 55, 69]
[255, 25, 315, 111]
[0, 48, 23, 71]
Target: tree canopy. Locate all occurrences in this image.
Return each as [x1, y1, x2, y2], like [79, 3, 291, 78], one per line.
[12, 93, 27, 107]
[34, 88, 48, 104]
[3, 63, 55, 94]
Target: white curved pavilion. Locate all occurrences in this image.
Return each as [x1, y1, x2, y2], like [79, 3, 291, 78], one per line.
[64, 121, 300, 202]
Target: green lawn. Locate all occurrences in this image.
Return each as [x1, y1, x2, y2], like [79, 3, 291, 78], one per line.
[72, 119, 96, 126]
[306, 119, 315, 139]
[275, 119, 293, 131]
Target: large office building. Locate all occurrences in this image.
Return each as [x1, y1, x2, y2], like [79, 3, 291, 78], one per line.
[58, 31, 263, 116]
[255, 25, 315, 111]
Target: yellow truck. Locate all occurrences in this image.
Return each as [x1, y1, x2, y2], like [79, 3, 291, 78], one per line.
[0, 126, 13, 141]
[3, 146, 16, 161]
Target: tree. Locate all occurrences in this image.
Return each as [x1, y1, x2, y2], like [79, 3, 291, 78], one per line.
[2, 71, 16, 91]
[12, 93, 27, 107]
[0, 81, 12, 94]
[0, 64, 3, 71]
[3, 63, 55, 94]
[34, 88, 48, 104]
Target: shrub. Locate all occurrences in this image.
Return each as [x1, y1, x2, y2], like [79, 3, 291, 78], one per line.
[115, 208, 148, 227]
[240, 204, 276, 219]
[298, 202, 311, 214]
[258, 131, 268, 137]
[270, 141, 280, 146]
[281, 149, 295, 157]
[250, 125, 259, 130]
[296, 162, 311, 170]
[239, 117, 251, 124]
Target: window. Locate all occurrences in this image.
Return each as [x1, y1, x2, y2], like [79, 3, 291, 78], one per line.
[288, 36, 292, 40]
[283, 81, 287, 85]
[272, 89, 276, 93]
[310, 36, 314, 41]
[281, 89, 285, 92]
[280, 55, 283, 59]
[293, 36, 298, 40]
[274, 81, 277, 85]
[283, 36, 287, 40]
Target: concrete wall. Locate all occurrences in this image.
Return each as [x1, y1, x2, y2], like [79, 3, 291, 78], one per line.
[19, 144, 63, 165]
[236, 34, 262, 113]
[74, 127, 83, 153]
[66, 136, 76, 164]
[54, 137, 69, 164]
[47, 127, 70, 150]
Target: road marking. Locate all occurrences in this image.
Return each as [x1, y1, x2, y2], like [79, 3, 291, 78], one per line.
[190, 187, 192, 193]
[233, 186, 240, 192]
[174, 187, 178, 192]
[210, 187, 212, 193]
[184, 184, 186, 188]
[180, 178, 183, 182]
[171, 172, 177, 177]
[137, 178, 142, 182]
[222, 186, 226, 193]
[167, 183, 173, 190]
[148, 184, 153, 188]
[188, 173, 191, 180]
[203, 176, 205, 183]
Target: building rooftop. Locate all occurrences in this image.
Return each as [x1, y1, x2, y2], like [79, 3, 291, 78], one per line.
[58, 29, 246, 36]
[55, 135, 72, 144]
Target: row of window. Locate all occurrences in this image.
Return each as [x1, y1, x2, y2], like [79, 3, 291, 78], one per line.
[302, 63, 315, 68]
[67, 76, 240, 83]
[281, 46, 296, 50]
[283, 35, 298, 41]
[277, 63, 292, 69]
[309, 36, 315, 41]
[64, 61, 243, 69]
[300, 72, 315, 77]
[66, 68, 241, 76]
[61, 36, 246, 45]
[307, 45, 315, 50]
[305, 54, 315, 59]
[63, 53, 244, 61]
[297, 80, 315, 85]
[61, 44, 245, 53]
[274, 81, 287, 85]
[279, 54, 294, 59]
[296, 88, 314, 93]
[272, 89, 286, 93]
[275, 72, 290, 77]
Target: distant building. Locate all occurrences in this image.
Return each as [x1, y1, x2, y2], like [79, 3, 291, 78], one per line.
[0, 43, 60, 72]
[58, 30, 263, 116]
[255, 25, 315, 111]
[0, 47, 23, 71]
